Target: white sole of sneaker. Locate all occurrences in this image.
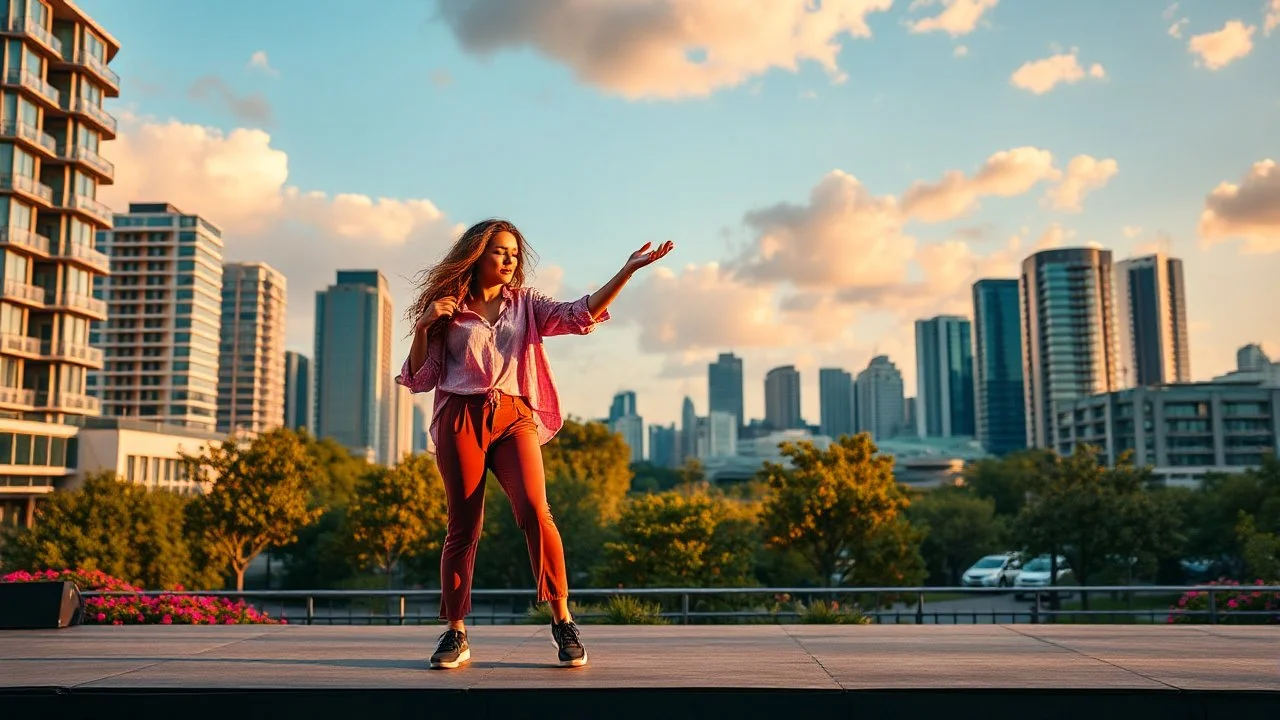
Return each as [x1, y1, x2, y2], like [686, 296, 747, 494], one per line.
[559, 652, 588, 668]
[430, 648, 470, 669]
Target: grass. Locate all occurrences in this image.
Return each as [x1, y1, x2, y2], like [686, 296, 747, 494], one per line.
[1060, 592, 1181, 612]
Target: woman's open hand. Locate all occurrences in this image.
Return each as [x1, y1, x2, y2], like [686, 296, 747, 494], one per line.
[622, 240, 674, 275]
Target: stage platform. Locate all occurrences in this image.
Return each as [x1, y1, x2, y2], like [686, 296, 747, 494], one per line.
[3, 624, 1278, 719]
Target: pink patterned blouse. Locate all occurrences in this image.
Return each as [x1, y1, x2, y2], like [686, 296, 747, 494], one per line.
[395, 285, 609, 447]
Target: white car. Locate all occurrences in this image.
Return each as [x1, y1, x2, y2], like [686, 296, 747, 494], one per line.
[960, 553, 1022, 588]
[1014, 555, 1072, 599]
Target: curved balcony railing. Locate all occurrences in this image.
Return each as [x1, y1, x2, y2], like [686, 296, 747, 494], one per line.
[2, 16, 61, 55]
[57, 143, 114, 179]
[0, 173, 54, 204]
[0, 225, 51, 255]
[83, 52, 119, 90]
[0, 118, 57, 155]
[62, 97, 115, 133]
[0, 385, 36, 408]
[40, 338, 104, 366]
[59, 240, 111, 271]
[67, 194, 113, 225]
[52, 291, 108, 317]
[0, 332, 41, 355]
[4, 68, 60, 106]
[1, 278, 45, 305]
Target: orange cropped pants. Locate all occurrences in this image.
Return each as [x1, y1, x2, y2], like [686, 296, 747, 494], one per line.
[433, 392, 569, 621]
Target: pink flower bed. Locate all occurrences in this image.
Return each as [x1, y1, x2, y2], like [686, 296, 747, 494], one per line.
[1, 568, 284, 625]
[1167, 579, 1280, 624]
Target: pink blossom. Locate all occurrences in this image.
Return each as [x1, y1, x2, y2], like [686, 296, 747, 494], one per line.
[95, 612, 106, 622]
[161, 615, 172, 625]
[1227, 599, 1239, 609]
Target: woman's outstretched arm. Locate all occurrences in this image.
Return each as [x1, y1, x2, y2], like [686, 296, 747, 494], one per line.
[587, 240, 674, 319]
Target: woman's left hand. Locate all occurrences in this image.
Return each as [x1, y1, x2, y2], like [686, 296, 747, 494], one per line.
[623, 240, 675, 275]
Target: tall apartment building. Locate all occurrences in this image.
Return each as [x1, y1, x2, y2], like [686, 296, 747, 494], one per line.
[680, 395, 696, 463]
[648, 423, 677, 469]
[217, 262, 285, 435]
[818, 367, 855, 440]
[388, 381, 413, 463]
[609, 390, 636, 423]
[93, 203, 223, 431]
[708, 352, 744, 429]
[764, 365, 801, 430]
[1114, 253, 1190, 388]
[612, 414, 644, 463]
[972, 279, 1027, 455]
[915, 315, 976, 439]
[1020, 248, 1118, 448]
[0, 1, 118, 528]
[283, 350, 311, 431]
[856, 355, 905, 441]
[314, 270, 392, 464]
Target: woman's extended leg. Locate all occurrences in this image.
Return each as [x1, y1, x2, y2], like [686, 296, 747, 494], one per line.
[434, 401, 491, 630]
[488, 430, 569, 613]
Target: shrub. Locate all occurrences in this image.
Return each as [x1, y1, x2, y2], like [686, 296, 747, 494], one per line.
[525, 595, 668, 625]
[796, 599, 871, 625]
[1167, 579, 1280, 625]
[2, 568, 283, 625]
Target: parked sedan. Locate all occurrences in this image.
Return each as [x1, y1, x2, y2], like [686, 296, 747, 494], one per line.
[961, 553, 1022, 588]
[1014, 555, 1072, 599]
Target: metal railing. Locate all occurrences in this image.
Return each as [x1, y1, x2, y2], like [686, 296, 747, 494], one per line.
[82, 52, 119, 89]
[58, 239, 110, 270]
[4, 67, 60, 105]
[3, 15, 61, 55]
[2, 278, 46, 305]
[62, 97, 115, 133]
[61, 144, 114, 178]
[0, 385, 35, 407]
[80, 585, 1280, 627]
[0, 118, 57, 154]
[0, 172, 54, 203]
[68, 194, 113, 225]
[0, 332, 41, 355]
[0, 225, 51, 255]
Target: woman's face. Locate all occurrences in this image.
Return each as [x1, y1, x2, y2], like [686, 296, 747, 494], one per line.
[475, 230, 519, 287]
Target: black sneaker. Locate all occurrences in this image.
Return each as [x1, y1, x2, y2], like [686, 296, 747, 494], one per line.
[429, 629, 470, 669]
[551, 620, 588, 667]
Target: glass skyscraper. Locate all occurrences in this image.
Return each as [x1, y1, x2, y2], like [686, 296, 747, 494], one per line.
[1020, 248, 1118, 449]
[314, 270, 392, 464]
[708, 352, 743, 430]
[914, 315, 975, 438]
[972, 279, 1026, 455]
[1114, 253, 1190, 388]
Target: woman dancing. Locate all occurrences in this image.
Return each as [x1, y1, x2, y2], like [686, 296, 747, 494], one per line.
[397, 219, 674, 669]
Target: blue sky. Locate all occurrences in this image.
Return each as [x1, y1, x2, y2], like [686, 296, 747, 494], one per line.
[86, 0, 1280, 430]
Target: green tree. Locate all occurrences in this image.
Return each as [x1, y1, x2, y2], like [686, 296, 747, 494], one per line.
[0, 472, 219, 589]
[908, 487, 1004, 585]
[1014, 446, 1183, 608]
[1191, 455, 1280, 579]
[277, 435, 373, 590]
[629, 461, 683, 494]
[963, 449, 1054, 517]
[344, 454, 448, 587]
[596, 488, 758, 588]
[759, 433, 925, 587]
[183, 428, 324, 591]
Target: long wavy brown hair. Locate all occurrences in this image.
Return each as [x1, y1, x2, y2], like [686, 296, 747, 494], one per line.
[404, 219, 537, 335]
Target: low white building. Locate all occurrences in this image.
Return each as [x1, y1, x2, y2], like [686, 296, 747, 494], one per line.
[72, 418, 224, 495]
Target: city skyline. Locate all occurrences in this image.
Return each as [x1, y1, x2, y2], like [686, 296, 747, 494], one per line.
[80, 0, 1280, 430]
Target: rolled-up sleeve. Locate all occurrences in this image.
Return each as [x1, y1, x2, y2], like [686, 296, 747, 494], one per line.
[395, 335, 444, 393]
[529, 289, 609, 337]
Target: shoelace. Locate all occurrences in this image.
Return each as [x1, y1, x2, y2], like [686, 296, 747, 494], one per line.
[555, 622, 582, 649]
[437, 629, 464, 652]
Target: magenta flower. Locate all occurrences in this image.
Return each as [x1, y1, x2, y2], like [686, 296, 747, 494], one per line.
[96, 612, 106, 622]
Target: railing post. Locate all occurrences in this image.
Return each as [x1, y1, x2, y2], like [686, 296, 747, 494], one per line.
[915, 592, 924, 625]
[681, 593, 690, 625]
[306, 595, 314, 626]
[1208, 589, 1218, 625]
[398, 595, 406, 626]
[1032, 592, 1041, 624]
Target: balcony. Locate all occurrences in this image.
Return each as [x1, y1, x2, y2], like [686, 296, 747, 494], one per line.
[45, 290, 107, 319]
[66, 194, 113, 226]
[40, 390, 100, 415]
[60, 96, 116, 136]
[0, 332, 42, 357]
[56, 144, 114, 182]
[82, 53, 120, 96]
[3, 68, 61, 108]
[0, 226, 52, 256]
[0, 118, 57, 157]
[1, 278, 46, 307]
[40, 339, 104, 368]
[1, 16, 62, 57]
[0, 385, 35, 408]
[58, 240, 111, 273]
[0, 173, 54, 206]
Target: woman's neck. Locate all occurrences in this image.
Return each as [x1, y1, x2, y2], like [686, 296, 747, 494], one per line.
[471, 283, 504, 303]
